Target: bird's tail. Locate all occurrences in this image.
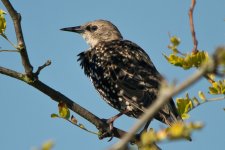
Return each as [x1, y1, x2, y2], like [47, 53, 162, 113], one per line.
[157, 99, 192, 141]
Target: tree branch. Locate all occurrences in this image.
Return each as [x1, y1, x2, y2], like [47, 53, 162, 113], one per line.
[110, 59, 214, 150]
[1, 0, 33, 76]
[189, 0, 198, 53]
[0, 49, 19, 52]
[34, 60, 51, 76]
[0, 65, 139, 144]
[0, 66, 24, 80]
[0, 0, 143, 146]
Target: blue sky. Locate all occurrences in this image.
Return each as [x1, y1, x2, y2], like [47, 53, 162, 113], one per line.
[0, 1, 224, 150]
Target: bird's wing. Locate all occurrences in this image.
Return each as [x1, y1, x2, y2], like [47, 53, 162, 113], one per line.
[103, 40, 181, 123]
[106, 40, 162, 108]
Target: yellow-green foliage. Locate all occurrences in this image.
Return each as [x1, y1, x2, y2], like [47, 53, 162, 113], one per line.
[164, 35, 209, 70]
[209, 80, 225, 94]
[0, 9, 6, 34]
[176, 94, 193, 119]
[51, 102, 98, 135]
[41, 140, 54, 150]
[140, 122, 203, 150]
[164, 51, 209, 70]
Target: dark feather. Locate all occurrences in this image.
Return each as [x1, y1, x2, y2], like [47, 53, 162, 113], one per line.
[77, 40, 182, 125]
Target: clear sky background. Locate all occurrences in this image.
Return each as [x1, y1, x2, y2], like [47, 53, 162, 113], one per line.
[0, 1, 224, 150]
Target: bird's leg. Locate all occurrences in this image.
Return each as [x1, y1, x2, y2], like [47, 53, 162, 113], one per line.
[100, 110, 129, 141]
[106, 111, 126, 131]
[140, 120, 151, 135]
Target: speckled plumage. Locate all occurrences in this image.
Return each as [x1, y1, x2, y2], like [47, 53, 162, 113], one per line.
[61, 20, 181, 126]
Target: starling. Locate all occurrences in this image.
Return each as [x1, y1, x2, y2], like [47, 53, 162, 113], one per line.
[61, 20, 182, 129]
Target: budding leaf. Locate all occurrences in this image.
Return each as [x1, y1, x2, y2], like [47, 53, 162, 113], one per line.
[192, 97, 200, 106]
[41, 140, 54, 150]
[50, 113, 59, 118]
[167, 122, 203, 140]
[0, 9, 6, 34]
[58, 102, 70, 119]
[164, 51, 209, 70]
[71, 115, 78, 124]
[141, 129, 157, 145]
[167, 122, 185, 139]
[209, 80, 225, 94]
[198, 91, 206, 101]
[176, 97, 192, 119]
[170, 36, 180, 46]
[78, 123, 85, 129]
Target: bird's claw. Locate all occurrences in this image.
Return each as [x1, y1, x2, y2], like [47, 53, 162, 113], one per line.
[98, 118, 115, 141]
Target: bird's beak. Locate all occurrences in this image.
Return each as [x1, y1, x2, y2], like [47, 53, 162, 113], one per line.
[60, 26, 84, 33]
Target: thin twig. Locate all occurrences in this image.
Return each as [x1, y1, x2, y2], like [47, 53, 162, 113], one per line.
[189, 0, 198, 53]
[110, 61, 211, 150]
[206, 96, 225, 102]
[35, 60, 51, 76]
[190, 96, 225, 112]
[62, 117, 99, 136]
[1, 33, 17, 49]
[1, 0, 33, 76]
[0, 49, 19, 52]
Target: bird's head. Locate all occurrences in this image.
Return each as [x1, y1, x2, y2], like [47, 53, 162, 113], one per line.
[61, 20, 123, 48]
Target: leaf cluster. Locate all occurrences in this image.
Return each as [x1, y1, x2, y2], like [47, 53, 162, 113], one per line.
[51, 102, 98, 135]
[140, 122, 203, 150]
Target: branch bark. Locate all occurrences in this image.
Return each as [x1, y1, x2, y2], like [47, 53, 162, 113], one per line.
[0, 0, 141, 145]
[0, 65, 139, 143]
[189, 0, 198, 53]
[1, 0, 33, 76]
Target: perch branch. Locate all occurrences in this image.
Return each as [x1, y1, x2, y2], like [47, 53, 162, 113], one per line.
[0, 65, 139, 144]
[0, 0, 143, 145]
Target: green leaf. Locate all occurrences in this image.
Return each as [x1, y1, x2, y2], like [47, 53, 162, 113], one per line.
[176, 98, 192, 120]
[50, 113, 59, 118]
[170, 36, 180, 46]
[208, 80, 225, 94]
[181, 113, 190, 120]
[58, 102, 70, 119]
[164, 51, 209, 70]
[0, 9, 6, 34]
[209, 87, 218, 94]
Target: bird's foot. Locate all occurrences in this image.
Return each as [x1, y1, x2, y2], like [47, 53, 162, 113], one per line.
[98, 118, 115, 141]
[99, 111, 127, 141]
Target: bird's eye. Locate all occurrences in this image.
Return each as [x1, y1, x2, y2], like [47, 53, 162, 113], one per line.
[91, 25, 98, 31]
[86, 25, 98, 32]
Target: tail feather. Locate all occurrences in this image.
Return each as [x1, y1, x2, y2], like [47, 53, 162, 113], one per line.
[155, 99, 192, 141]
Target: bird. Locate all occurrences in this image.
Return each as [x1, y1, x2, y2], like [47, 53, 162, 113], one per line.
[60, 20, 182, 132]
